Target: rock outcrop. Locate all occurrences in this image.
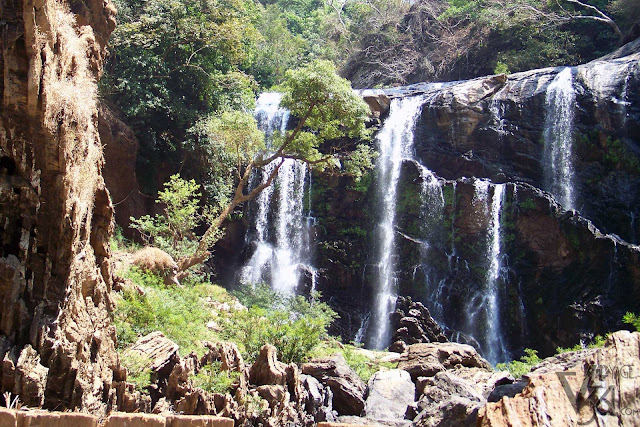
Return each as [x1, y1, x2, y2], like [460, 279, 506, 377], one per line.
[389, 296, 448, 353]
[478, 330, 640, 426]
[0, 0, 120, 414]
[410, 41, 640, 243]
[211, 41, 640, 358]
[98, 104, 152, 239]
[398, 342, 492, 381]
[302, 354, 367, 416]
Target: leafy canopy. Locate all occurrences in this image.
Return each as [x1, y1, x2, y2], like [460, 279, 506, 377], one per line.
[103, 0, 260, 157]
[276, 59, 371, 164]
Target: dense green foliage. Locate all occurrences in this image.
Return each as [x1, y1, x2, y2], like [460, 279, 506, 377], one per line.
[103, 0, 260, 180]
[277, 60, 371, 164]
[229, 283, 338, 363]
[113, 263, 338, 365]
[555, 335, 607, 354]
[192, 361, 241, 393]
[102, 0, 637, 203]
[130, 174, 208, 259]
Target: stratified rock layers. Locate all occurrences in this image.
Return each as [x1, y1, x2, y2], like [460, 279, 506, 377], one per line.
[0, 0, 120, 413]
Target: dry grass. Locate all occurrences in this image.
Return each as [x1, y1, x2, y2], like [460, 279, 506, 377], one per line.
[30, 1, 105, 236]
[131, 247, 179, 279]
[43, 1, 98, 134]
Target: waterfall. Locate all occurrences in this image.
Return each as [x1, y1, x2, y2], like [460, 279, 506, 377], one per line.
[489, 91, 506, 136]
[254, 92, 289, 137]
[368, 95, 426, 349]
[240, 93, 315, 293]
[466, 180, 509, 365]
[543, 67, 577, 210]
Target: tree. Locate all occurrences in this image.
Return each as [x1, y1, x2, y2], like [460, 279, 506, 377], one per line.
[129, 174, 208, 260]
[176, 59, 372, 273]
[102, 0, 260, 165]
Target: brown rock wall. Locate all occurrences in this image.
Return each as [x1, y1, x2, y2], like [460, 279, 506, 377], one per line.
[0, 0, 121, 414]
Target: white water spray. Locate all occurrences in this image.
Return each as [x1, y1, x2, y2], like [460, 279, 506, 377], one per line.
[368, 95, 426, 349]
[466, 180, 509, 364]
[241, 93, 315, 293]
[543, 67, 577, 210]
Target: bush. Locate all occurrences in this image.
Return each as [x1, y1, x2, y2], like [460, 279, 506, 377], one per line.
[120, 351, 153, 392]
[232, 282, 280, 310]
[495, 348, 541, 378]
[623, 312, 640, 332]
[224, 286, 338, 364]
[555, 335, 606, 354]
[130, 174, 204, 260]
[192, 361, 240, 394]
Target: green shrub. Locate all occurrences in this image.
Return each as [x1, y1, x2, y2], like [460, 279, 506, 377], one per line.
[341, 345, 396, 382]
[120, 351, 153, 392]
[518, 198, 536, 211]
[110, 226, 141, 253]
[232, 282, 280, 310]
[623, 312, 640, 332]
[493, 61, 510, 75]
[555, 343, 584, 354]
[555, 335, 606, 354]
[223, 288, 338, 364]
[192, 361, 240, 394]
[496, 348, 541, 379]
[129, 174, 204, 260]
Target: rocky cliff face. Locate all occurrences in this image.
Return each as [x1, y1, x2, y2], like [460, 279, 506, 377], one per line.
[249, 41, 640, 358]
[0, 0, 121, 412]
[411, 41, 640, 243]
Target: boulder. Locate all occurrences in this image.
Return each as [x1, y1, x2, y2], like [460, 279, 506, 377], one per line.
[14, 345, 48, 407]
[174, 389, 216, 415]
[413, 371, 485, 427]
[414, 396, 482, 427]
[125, 331, 179, 373]
[361, 90, 392, 118]
[364, 369, 415, 422]
[302, 354, 366, 416]
[487, 381, 528, 403]
[166, 354, 198, 401]
[200, 342, 245, 373]
[449, 367, 513, 399]
[256, 384, 288, 408]
[398, 342, 491, 381]
[302, 374, 336, 423]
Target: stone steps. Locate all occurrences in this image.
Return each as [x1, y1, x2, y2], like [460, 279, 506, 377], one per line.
[0, 409, 233, 427]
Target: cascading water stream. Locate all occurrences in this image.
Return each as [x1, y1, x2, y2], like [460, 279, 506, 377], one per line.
[368, 95, 426, 349]
[465, 180, 509, 365]
[240, 93, 315, 293]
[543, 67, 577, 210]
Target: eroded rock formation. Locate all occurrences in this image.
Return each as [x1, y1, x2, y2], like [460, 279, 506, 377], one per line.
[478, 330, 640, 426]
[0, 0, 120, 413]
